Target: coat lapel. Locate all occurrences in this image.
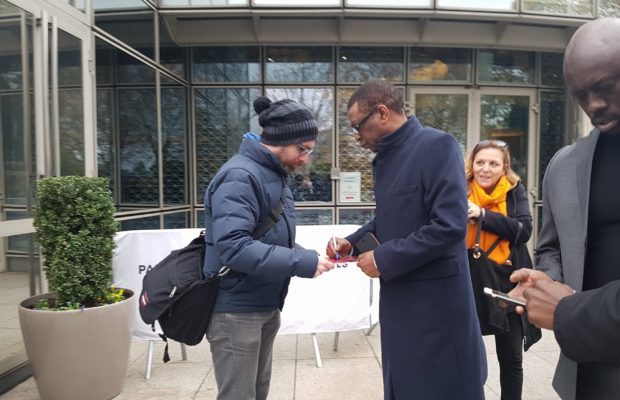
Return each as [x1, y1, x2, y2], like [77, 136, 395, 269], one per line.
[576, 129, 599, 239]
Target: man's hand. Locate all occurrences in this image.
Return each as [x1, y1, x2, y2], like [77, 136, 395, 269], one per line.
[508, 268, 552, 314]
[357, 250, 380, 278]
[314, 257, 335, 278]
[521, 280, 576, 330]
[326, 237, 352, 259]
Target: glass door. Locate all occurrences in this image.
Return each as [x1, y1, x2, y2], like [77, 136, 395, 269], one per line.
[411, 87, 537, 248]
[0, 0, 38, 379]
[411, 87, 536, 193]
[0, 0, 93, 382]
[477, 89, 537, 192]
[409, 87, 473, 155]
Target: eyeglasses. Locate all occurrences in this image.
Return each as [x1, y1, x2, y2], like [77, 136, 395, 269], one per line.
[297, 143, 314, 156]
[349, 109, 376, 135]
[474, 140, 507, 152]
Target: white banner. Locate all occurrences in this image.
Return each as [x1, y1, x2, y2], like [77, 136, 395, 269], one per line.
[112, 225, 379, 341]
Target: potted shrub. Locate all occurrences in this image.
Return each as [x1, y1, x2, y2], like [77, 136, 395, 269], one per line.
[18, 176, 136, 400]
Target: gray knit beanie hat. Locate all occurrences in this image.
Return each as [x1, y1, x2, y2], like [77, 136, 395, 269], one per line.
[253, 96, 319, 146]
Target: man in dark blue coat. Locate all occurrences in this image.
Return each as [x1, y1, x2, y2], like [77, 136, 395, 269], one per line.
[328, 80, 487, 399]
[204, 96, 335, 400]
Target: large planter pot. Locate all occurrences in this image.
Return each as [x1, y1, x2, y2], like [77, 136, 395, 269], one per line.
[18, 289, 136, 400]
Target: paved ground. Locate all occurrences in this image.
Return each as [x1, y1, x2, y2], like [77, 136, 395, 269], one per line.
[1, 324, 560, 400]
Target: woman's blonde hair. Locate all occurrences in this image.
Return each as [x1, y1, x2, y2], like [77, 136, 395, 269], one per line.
[465, 140, 520, 191]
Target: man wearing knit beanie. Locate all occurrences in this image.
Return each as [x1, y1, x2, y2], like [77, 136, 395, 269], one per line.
[203, 96, 333, 400]
[253, 96, 319, 173]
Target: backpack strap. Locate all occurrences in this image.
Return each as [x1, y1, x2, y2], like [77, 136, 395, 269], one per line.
[252, 187, 286, 239]
[218, 180, 286, 277]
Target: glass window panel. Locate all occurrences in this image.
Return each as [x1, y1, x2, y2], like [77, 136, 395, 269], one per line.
[95, 40, 115, 85]
[194, 87, 262, 202]
[117, 50, 156, 84]
[64, 0, 86, 12]
[294, 209, 333, 225]
[118, 88, 158, 204]
[540, 52, 564, 87]
[95, 6, 155, 59]
[539, 91, 566, 190]
[600, 0, 620, 17]
[159, 15, 186, 80]
[265, 47, 333, 83]
[2, 94, 35, 209]
[97, 89, 115, 186]
[94, 0, 147, 10]
[56, 30, 84, 176]
[480, 94, 530, 187]
[522, 0, 593, 16]
[0, 14, 32, 91]
[192, 46, 260, 83]
[338, 208, 376, 225]
[161, 0, 248, 5]
[478, 50, 535, 85]
[58, 33, 81, 86]
[347, 0, 430, 5]
[410, 47, 472, 83]
[266, 87, 334, 203]
[337, 87, 376, 203]
[164, 212, 190, 229]
[162, 86, 188, 205]
[120, 216, 160, 231]
[196, 209, 204, 228]
[5, 211, 33, 251]
[338, 47, 404, 83]
[59, 89, 85, 175]
[414, 93, 468, 154]
[437, 0, 516, 11]
[254, 0, 339, 4]
[0, 53, 23, 91]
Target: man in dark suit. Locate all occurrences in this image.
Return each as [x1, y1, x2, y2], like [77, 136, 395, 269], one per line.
[327, 80, 487, 400]
[510, 17, 620, 400]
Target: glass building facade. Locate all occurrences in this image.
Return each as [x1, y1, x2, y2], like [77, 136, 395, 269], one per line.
[1, 0, 616, 390]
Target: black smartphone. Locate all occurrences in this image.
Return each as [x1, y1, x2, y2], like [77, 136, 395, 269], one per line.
[483, 287, 526, 307]
[355, 232, 380, 253]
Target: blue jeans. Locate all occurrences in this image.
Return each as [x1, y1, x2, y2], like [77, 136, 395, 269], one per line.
[206, 310, 280, 400]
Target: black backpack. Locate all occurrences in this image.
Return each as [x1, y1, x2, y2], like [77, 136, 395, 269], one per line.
[138, 191, 285, 362]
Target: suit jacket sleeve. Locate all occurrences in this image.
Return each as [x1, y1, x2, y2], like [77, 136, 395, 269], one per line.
[554, 280, 620, 363]
[535, 148, 565, 282]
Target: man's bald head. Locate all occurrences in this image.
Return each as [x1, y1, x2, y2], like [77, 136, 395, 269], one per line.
[564, 18, 620, 134]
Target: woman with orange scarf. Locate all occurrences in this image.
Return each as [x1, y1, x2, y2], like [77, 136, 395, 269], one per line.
[465, 140, 537, 400]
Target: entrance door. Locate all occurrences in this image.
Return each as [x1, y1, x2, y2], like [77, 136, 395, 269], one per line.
[411, 87, 536, 196]
[411, 87, 537, 250]
[0, 0, 93, 381]
[477, 89, 537, 192]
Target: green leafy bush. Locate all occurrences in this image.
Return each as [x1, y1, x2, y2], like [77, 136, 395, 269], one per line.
[33, 176, 118, 308]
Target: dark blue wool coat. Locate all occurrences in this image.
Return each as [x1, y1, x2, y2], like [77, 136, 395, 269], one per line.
[203, 137, 317, 313]
[346, 117, 487, 400]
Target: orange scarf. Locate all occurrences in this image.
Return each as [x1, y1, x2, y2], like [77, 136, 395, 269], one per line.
[466, 176, 512, 264]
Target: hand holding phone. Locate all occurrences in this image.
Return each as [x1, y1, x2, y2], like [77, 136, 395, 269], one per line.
[355, 232, 380, 253]
[483, 287, 526, 307]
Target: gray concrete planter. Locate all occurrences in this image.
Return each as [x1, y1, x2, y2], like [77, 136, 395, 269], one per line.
[18, 290, 136, 400]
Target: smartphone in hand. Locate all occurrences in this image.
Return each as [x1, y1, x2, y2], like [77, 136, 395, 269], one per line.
[483, 287, 526, 307]
[355, 232, 380, 253]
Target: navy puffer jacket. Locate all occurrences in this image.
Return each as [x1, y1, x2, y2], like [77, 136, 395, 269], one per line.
[203, 137, 317, 313]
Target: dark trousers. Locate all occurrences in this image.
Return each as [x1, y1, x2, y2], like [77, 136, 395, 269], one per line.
[494, 312, 523, 400]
